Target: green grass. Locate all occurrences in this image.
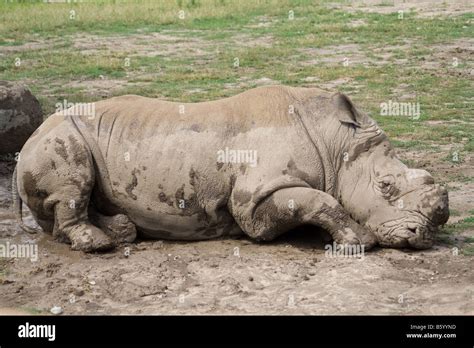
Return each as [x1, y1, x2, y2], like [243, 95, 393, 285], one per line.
[0, 0, 471, 146]
[450, 209, 461, 217]
[462, 245, 474, 256]
[20, 306, 45, 315]
[437, 216, 474, 254]
[446, 174, 474, 183]
[441, 216, 474, 234]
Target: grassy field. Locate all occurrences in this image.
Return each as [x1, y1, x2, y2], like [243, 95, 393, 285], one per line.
[0, 0, 473, 249]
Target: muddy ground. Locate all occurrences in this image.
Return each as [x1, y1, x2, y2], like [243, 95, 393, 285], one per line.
[0, 148, 472, 315]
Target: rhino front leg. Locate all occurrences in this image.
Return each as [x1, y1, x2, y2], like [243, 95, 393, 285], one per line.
[232, 187, 377, 249]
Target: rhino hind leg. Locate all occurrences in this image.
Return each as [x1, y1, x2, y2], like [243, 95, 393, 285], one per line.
[18, 127, 115, 252]
[232, 187, 377, 250]
[51, 179, 115, 253]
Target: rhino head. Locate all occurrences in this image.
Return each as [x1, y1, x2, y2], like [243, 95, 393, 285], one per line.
[332, 94, 449, 249]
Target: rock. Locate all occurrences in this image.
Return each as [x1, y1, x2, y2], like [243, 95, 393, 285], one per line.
[153, 240, 164, 249]
[0, 81, 42, 158]
[50, 306, 63, 315]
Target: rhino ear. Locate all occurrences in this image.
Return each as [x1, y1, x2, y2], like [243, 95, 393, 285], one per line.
[332, 92, 363, 127]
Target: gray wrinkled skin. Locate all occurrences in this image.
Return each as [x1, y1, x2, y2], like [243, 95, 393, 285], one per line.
[14, 86, 449, 252]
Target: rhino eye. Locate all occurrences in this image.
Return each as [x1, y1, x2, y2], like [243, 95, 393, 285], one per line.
[380, 182, 394, 195]
[375, 176, 396, 197]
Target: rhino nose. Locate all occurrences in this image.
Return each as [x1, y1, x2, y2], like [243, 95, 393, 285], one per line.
[408, 226, 434, 249]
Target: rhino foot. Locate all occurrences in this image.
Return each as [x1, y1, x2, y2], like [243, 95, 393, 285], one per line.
[69, 225, 115, 252]
[336, 222, 378, 250]
[90, 212, 137, 244]
[357, 230, 378, 250]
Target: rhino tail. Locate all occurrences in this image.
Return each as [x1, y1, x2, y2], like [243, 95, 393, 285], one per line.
[12, 165, 38, 234]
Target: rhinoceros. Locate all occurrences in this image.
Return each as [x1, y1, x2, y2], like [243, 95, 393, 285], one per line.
[12, 86, 449, 252]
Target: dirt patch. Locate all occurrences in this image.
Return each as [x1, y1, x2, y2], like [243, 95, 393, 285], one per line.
[0, 40, 57, 56]
[300, 44, 370, 67]
[72, 32, 213, 59]
[348, 19, 368, 28]
[299, 42, 410, 67]
[223, 76, 280, 90]
[0, 150, 472, 314]
[300, 37, 473, 74]
[300, 76, 367, 93]
[232, 33, 274, 48]
[72, 30, 275, 58]
[418, 38, 474, 78]
[64, 78, 131, 98]
[326, 0, 474, 18]
[247, 15, 279, 29]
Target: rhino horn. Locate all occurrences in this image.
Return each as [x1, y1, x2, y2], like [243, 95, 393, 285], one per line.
[406, 168, 435, 185]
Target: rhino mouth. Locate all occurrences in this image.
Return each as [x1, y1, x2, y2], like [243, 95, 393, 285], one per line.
[377, 212, 437, 249]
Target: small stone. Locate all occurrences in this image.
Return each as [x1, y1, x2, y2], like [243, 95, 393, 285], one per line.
[89, 280, 96, 285]
[74, 289, 85, 297]
[50, 306, 63, 315]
